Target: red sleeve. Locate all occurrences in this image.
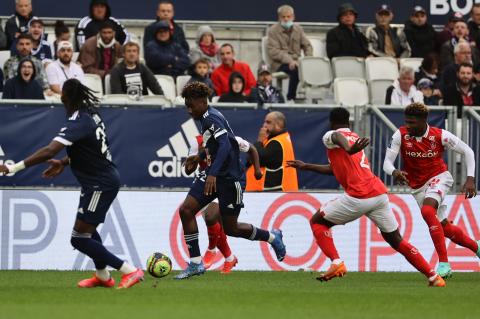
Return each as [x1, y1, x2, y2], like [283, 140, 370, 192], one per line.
[243, 64, 257, 95]
[211, 69, 223, 96]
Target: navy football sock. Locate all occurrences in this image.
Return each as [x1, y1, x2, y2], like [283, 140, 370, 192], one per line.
[184, 233, 201, 259]
[249, 226, 270, 242]
[71, 231, 123, 270]
[91, 231, 107, 270]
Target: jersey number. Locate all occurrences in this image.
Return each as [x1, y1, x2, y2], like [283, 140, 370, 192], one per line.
[360, 151, 370, 169]
[95, 127, 111, 161]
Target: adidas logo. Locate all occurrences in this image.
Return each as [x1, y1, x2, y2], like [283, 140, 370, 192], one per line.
[0, 145, 15, 176]
[148, 119, 200, 178]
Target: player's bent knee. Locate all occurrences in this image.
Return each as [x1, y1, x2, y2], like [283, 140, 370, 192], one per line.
[381, 229, 402, 249]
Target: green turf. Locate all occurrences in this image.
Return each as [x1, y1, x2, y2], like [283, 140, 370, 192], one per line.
[0, 271, 478, 319]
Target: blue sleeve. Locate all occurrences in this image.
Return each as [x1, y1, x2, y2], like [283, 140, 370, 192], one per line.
[203, 116, 231, 176]
[54, 117, 92, 146]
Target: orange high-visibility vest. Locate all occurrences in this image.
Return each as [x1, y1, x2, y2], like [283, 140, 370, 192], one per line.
[246, 132, 298, 192]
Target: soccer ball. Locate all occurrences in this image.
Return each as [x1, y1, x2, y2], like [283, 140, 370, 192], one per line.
[146, 252, 172, 278]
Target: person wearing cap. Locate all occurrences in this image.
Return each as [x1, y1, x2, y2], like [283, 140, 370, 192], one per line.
[468, 4, 480, 50]
[248, 63, 285, 105]
[75, 0, 130, 50]
[417, 78, 439, 105]
[46, 41, 85, 94]
[440, 18, 478, 70]
[5, 0, 34, 49]
[404, 6, 436, 58]
[143, 1, 189, 53]
[442, 62, 480, 117]
[78, 20, 123, 79]
[437, 12, 463, 50]
[326, 3, 369, 59]
[267, 4, 312, 101]
[145, 20, 190, 78]
[366, 5, 411, 59]
[2, 57, 44, 100]
[10, 17, 54, 64]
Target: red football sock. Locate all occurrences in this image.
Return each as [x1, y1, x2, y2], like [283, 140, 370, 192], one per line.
[442, 222, 479, 253]
[311, 221, 339, 261]
[421, 205, 448, 262]
[216, 227, 232, 258]
[207, 222, 222, 250]
[397, 240, 436, 278]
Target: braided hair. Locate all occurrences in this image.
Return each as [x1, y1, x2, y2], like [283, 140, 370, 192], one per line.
[62, 78, 99, 113]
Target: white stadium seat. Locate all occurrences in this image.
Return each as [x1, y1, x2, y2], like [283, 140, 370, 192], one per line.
[334, 77, 369, 106]
[104, 74, 111, 95]
[298, 57, 332, 102]
[331, 57, 366, 79]
[400, 58, 423, 72]
[307, 36, 326, 58]
[155, 75, 176, 102]
[141, 95, 172, 107]
[369, 79, 394, 105]
[366, 57, 399, 81]
[101, 94, 130, 104]
[0, 51, 11, 70]
[72, 52, 80, 62]
[176, 75, 191, 96]
[83, 73, 103, 98]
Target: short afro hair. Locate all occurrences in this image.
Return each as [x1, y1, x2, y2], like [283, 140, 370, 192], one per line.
[329, 107, 350, 125]
[181, 81, 212, 99]
[404, 102, 429, 119]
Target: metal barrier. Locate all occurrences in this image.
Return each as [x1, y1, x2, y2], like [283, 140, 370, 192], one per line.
[462, 107, 480, 189]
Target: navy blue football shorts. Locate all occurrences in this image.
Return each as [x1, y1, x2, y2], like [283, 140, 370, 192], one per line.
[76, 188, 119, 225]
[188, 176, 244, 215]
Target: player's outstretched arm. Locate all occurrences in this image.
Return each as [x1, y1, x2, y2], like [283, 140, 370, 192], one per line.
[0, 141, 65, 176]
[42, 156, 70, 178]
[183, 155, 200, 175]
[247, 144, 263, 180]
[286, 160, 333, 175]
[331, 132, 369, 155]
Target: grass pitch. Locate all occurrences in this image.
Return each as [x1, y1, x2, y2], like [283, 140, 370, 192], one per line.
[0, 271, 478, 319]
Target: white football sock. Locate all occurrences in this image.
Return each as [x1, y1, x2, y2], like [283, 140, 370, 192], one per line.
[225, 255, 235, 262]
[428, 274, 438, 282]
[191, 256, 202, 264]
[332, 259, 343, 265]
[268, 233, 275, 244]
[207, 248, 216, 253]
[95, 268, 110, 281]
[119, 262, 137, 274]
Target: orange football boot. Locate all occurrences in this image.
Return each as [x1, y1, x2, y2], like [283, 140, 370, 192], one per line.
[220, 256, 238, 274]
[429, 275, 446, 287]
[78, 274, 115, 288]
[117, 268, 144, 289]
[203, 250, 217, 269]
[316, 262, 347, 282]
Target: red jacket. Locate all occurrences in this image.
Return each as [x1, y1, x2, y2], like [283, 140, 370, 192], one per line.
[211, 60, 256, 96]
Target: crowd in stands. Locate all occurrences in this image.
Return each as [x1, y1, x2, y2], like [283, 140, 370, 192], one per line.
[1, 0, 480, 113]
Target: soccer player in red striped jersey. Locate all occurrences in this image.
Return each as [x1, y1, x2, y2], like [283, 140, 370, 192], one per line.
[384, 102, 479, 278]
[288, 107, 445, 286]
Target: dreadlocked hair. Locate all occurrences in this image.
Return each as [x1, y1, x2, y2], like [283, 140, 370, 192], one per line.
[404, 102, 429, 119]
[62, 78, 99, 112]
[181, 81, 212, 99]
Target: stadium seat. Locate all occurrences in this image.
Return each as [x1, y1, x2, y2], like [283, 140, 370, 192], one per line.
[369, 79, 394, 105]
[334, 77, 369, 106]
[298, 56, 332, 103]
[176, 75, 191, 96]
[331, 57, 366, 79]
[400, 58, 423, 72]
[307, 36, 326, 58]
[0, 51, 11, 70]
[72, 52, 79, 62]
[261, 36, 289, 88]
[104, 74, 111, 95]
[101, 94, 131, 104]
[155, 75, 176, 102]
[365, 57, 399, 81]
[211, 96, 220, 103]
[83, 74, 103, 98]
[141, 95, 172, 107]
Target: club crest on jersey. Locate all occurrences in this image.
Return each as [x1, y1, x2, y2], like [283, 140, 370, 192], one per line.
[405, 142, 413, 148]
[404, 134, 411, 140]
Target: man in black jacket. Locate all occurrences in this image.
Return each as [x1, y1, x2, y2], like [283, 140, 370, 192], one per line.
[5, 0, 34, 49]
[326, 3, 369, 59]
[404, 6, 436, 58]
[468, 4, 480, 49]
[442, 62, 480, 117]
[143, 1, 189, 53]
[74, 0, 130, 50]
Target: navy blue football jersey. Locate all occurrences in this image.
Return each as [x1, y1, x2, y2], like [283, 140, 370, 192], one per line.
[54, 110, 120, 190]
[199, 106, 243, 180]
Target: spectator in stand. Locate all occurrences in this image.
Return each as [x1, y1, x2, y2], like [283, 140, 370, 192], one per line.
[469, 4, 480, 49]
[143, 1, 189, 52]
[53, 21, 71, 59]
[404, 5, 436, 58]
[75, 0, 129, 50]
[5, 0, 34, 48]
[11, 17, 54, 63]
[248, 63, 285, 105]
[267, 4, 312, 101]
[78, 21, 122, 80]
[440, 19, 478, 70]
[442, 63, 480, 116]
[437, 12, 463, 51]
[366, 4, 411, 59]
[145, 20, 190, 78]
[440, 42, 475, 91]
[0, 68, 4, 92]
[187, 58, 215, 99]
[0, 23, 7, 50]
[218, 72, 248, 103]
[415, 53, 439, 85]
[211, 43, 256, 96]
[46, 41, 84, 95]
[189, 26, 220, 70]
[109, 42, 163, 96]
[3, 33, 50, 91]
[326, 3, 369, 59]
[385, 66, 424, 106]
[2, 57, 44, 99]
[417, 78, 439, 106]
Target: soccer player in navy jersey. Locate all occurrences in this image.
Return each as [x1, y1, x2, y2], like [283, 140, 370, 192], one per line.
[175, 82, 286, 279]
[0, 79, 143, 289]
